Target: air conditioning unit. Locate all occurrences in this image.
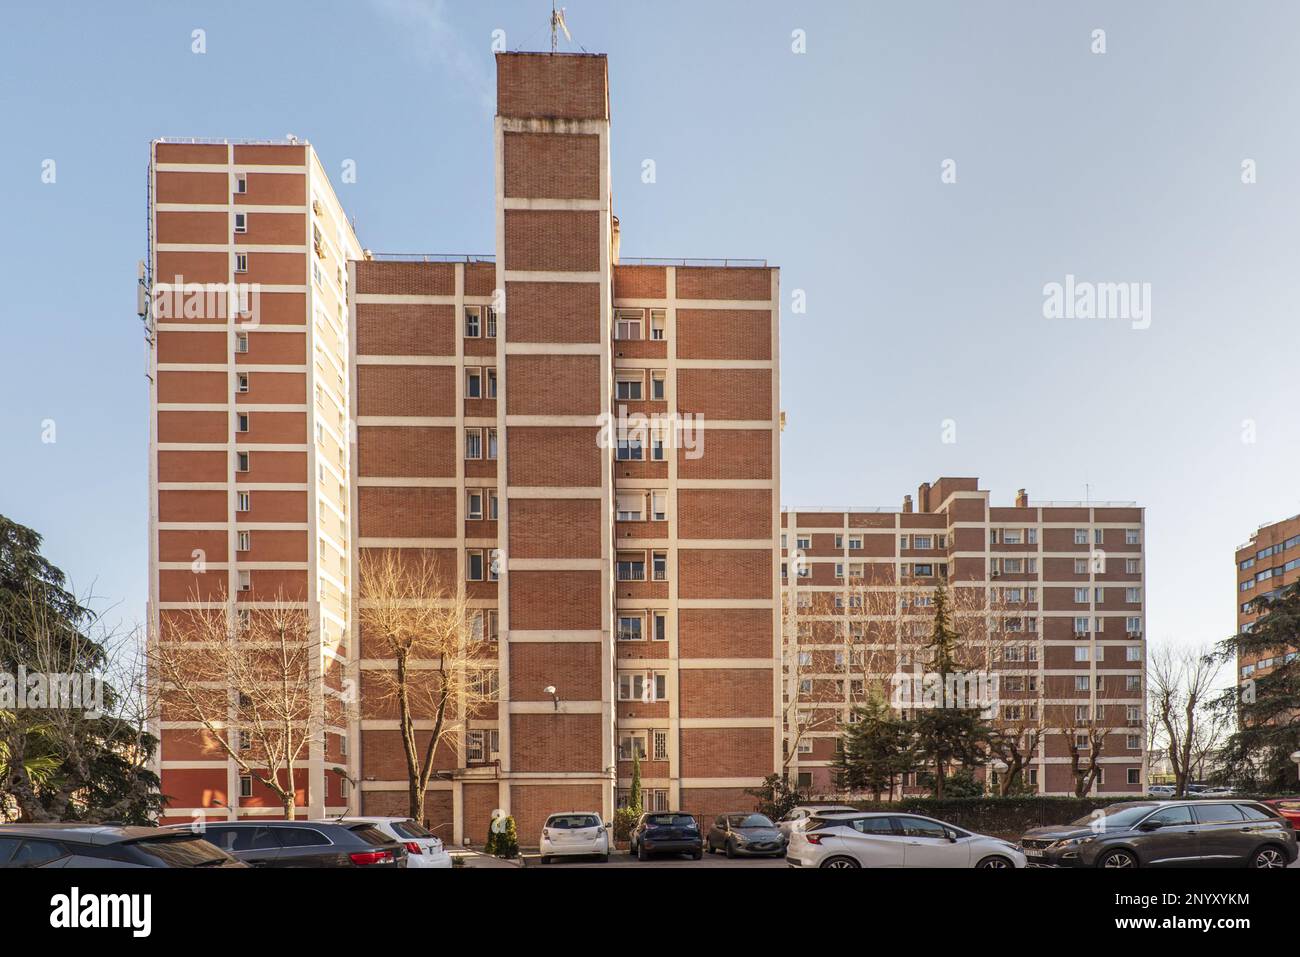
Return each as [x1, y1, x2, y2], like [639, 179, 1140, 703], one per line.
[1127, 631, 1143, 639]
[991, 570, 1000, 578]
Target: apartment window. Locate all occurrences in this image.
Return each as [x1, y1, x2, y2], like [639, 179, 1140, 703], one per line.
[1094, 587, 1104, 603]
[238, 570, 251, 592]
[1126, 616, 1141, 633]
[236, 372, 249, 393]
[1075, 705, 1091, 723]
[616, 492, 644, 522]
[234, 413, 249, 434]
[1074, 558, 1087, 575]
[615, 373, 643, 401]
[617, 554, 646, 581]
[652, 729, 669, 761]
[619, 731, 648, 761]
[1001, 530, 1021, 545]
[618, 615, 643, 641]
[486, 429, 497, 459]
[234, 212, 247, 233]
[1126, 675, 1141, 692]
[236, 332, 249, 353]
[615, 310, 643, 340]
[649, 309, 666, 340]
[486, 368, 497, 398]
[235, 175, 247, 194]
[236, 451, 250, 473]
[1126, 646, 1142, 662]
[239, 775, 252, 798]
[797, 535, 811, 550]
[489, 491, 499, 521]
[467, 491, 483, 521]
[1126, 706, 1141, 724]
[235, 253, 248, 273]
[650, 371, 666, 401]
[465, 429, 482, 460]
[237, 492, 251, 513]
[466, 369, 482, 398]
[1125, 529, 1140, 545]
[1074, 587, 1088, 603]
[652, 611, 667, 641]
[616, 436, 644, 461]
[1074, 528, 1088, 545]
[849, 536, 862, 550]
[467, 550, 484, 581]
[465, 307, 480, 337]
[900, 535, 909, 549]
[1127, 768, 1141, 785]
[1002, 558, 1022, 573]
[1125, 587, 1141, 603]
[1125, 559, 1139, 574]
[834, 563, 844, 579]
[618, 671, 667, 702]
[650, 430, 666, 461]
[485, 307, 497, 338]
[1074, 646, 1090, 662]
[237, 531, 251, 553]
[1074, 676, 1090, 691]
[651, 491, 667, 522]
[1026, 528, 1037, 545]
[652, 551, 668, 581]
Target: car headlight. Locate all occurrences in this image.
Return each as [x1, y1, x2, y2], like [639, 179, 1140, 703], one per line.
[1048, 837, 1095, 850]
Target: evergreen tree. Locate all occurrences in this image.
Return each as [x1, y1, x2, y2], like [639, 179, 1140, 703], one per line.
[908, 586, 992, 798]
[629, 749, 643, 814]
[836, 693, 912, 799]
[1212, 579, 1300, 790]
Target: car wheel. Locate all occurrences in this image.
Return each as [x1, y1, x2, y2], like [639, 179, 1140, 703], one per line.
[637, 843, 648, 862]
[976, 855, 1013, 869]
[707, 840, 716, 854]
[692, 850, 703, 861]
[540, 855, 551, 865]
[1249, 845, 1287, 869]
[600, 854, 610, 863]
[725, 840, 736, 859]
[1098, 849, 1138, 869]
[820, 856, 860, 869]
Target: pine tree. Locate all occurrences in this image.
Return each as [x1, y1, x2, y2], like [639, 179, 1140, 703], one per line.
[1213, 579, 1300, 789]
[836, 693, 912, 800]
[908, 586, 992, 798]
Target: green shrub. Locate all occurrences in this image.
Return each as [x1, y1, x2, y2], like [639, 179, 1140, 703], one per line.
[612, 806, 640, 842]
[495, 815, 519, 858]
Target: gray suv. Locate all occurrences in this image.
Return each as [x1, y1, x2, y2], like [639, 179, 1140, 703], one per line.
[1020, 800, 1297, 868]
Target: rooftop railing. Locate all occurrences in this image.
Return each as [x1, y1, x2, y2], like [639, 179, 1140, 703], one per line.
[366, 253, 496, 263]
[619, 257, 767, 267]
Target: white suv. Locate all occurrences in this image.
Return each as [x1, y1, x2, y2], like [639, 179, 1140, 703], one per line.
[339, 817, 451, 869]
[787, 811, 1025, 869]
[539, 812, 610, 864]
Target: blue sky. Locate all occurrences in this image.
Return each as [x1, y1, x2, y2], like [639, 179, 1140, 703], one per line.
[1, 1, 1297, 658]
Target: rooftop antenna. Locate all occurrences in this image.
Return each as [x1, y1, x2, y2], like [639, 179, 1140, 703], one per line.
[550, 1, 570, 53]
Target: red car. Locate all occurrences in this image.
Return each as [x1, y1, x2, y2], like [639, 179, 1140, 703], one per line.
[1264, 798, 1300, 827]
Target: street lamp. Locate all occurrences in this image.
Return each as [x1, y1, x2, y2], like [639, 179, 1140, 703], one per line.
[544, 685, 559, 711]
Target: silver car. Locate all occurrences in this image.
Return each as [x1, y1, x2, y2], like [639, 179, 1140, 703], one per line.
[787, 811, 1025, 869]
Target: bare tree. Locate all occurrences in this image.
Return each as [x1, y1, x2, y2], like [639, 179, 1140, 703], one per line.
[357, 549, 494, 822]
[151, 593, 326, 819]
[1148, 642, 1228, 796]
[1062, 724, 1113, 797]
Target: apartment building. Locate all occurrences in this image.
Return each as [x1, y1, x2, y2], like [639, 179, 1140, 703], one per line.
[146, 139, 361, 823]
[782, 478, 1147, 796]
[347, 52, 781, 843]
[1235, 512, 1300, 687]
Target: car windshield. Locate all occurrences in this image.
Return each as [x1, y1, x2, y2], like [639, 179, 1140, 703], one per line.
[729, 814, 774, 828]
[125, 834, 235, 867]
[548, 815, 600, 829]
[646, 814, 696, 827]
[1069, 803, 1160, 829]
[391, 821, 434, 839]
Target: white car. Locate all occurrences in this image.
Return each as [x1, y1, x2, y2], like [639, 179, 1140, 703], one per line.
[786, 811, 1025, 869]
[539, 811, 610, 863]
[339, 817, 451, 869]
[778, 805, 857, 839]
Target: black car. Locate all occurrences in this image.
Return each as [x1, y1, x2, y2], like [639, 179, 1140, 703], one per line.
[629, 812, 703, 861]
[706, 813, 786, 858]
[172, 820, 408, 868]
[0, 824, 246, 868]
[1020, 800, 1298, 869]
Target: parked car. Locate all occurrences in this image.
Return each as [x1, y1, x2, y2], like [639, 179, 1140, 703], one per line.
[777, 805, 856, 839]
[1263, 798, 1300, 828]
[0, 824, 246, 868]
[1200, 786, 1237, 797]
[706, 813, 785, 858]
[1147, 785, 1176, 797]
[1019, 800, 1297, 868]
[629, 812, 703, 861]
[539, 812, 609, 864]
[339, 817, 451, 869]
[168, 820, 407, 867]
[786, 811, 1025, 869]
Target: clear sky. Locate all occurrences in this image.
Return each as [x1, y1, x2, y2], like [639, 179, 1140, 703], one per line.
[1, 1, 1297, 657]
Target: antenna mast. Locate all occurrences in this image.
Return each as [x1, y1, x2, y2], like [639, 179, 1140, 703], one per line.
[550, 2, 570, 54]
